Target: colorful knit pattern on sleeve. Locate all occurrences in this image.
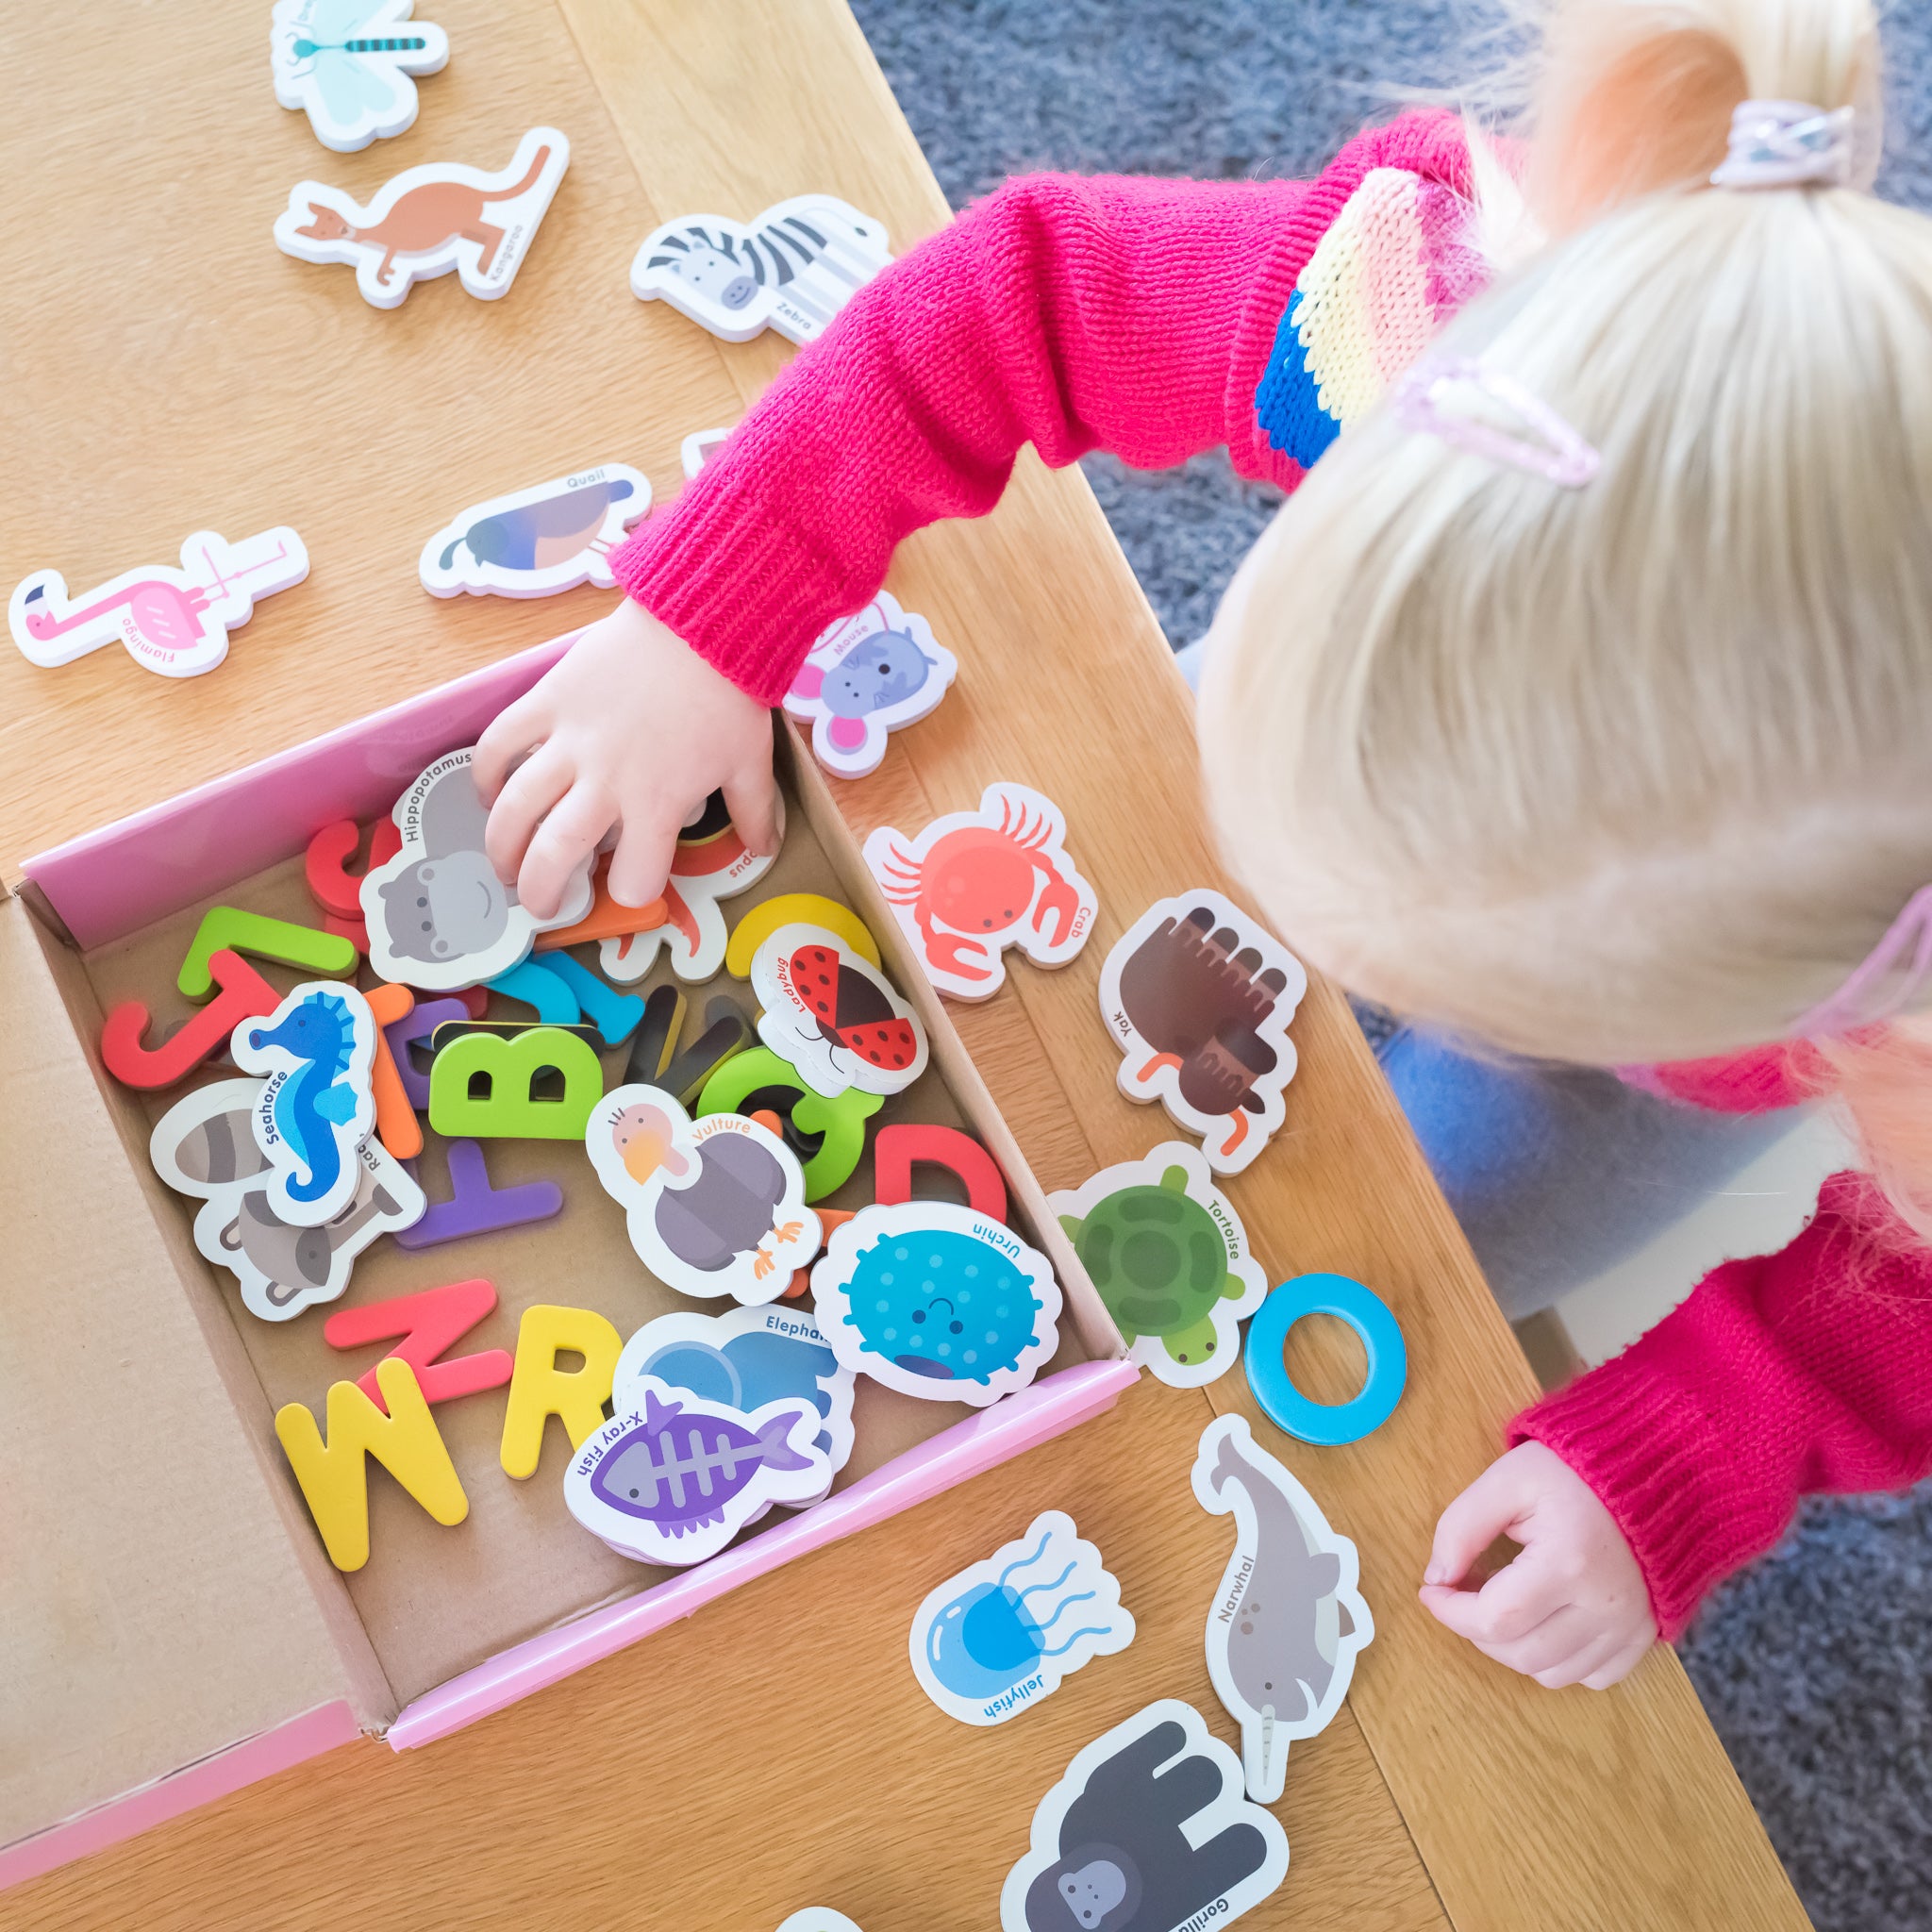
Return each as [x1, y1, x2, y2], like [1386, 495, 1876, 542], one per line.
[1252, 168, 1490, 469]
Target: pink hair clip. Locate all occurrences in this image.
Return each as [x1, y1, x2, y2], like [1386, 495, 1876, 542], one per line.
[1711, 100, 1856, 191]
[1392, 358, 1601, 489]
[1795, 886, 1932, 1038]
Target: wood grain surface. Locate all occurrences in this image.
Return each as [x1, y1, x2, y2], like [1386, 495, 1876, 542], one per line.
[1, 2, 1807, 1928]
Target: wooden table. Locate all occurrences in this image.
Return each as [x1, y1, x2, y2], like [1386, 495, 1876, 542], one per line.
[1, 3, 1807, 1926]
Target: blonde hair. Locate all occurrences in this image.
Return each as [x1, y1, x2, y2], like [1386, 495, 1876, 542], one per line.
[1199, 0, 1932, 1235]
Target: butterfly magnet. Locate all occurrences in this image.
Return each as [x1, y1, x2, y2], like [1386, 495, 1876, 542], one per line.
[271, 0, 450, 154]
[750, 923, 928, 1099]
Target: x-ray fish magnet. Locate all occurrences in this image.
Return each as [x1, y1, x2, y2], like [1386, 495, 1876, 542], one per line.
[909, 1510, 1133, 1727]
[1190, 1414, 1374, 1804]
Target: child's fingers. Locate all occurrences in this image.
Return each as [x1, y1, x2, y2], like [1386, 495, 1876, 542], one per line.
[518, 779, 616, 922]
[1424, 1454, 1539, 1587]
[474, 697, 547, 805]
[606, 811, 680, 910]
[1420, 1543, 1565, 1645]
[1537, 1625, 1635, 1691]
[1580, 1631, 1656, 1691]
[486, 748, 575, 886]
[723, 758, 781, 858]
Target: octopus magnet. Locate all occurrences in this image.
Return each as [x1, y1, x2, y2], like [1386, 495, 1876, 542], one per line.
[1098, 891, 1307, 1175]
[783, 592, 957, 780]
[909, 1511, 1134, 1728]
[1050, 1144, 1268, 1388]
[630, 194, 891, 345]
[9, 526, 308, 678]
[751, 923, 928, 1099]
[151, 1078, 425, 1320]
[863, 782, 1096, 1001]
[275, 125, 569, 308]
[613, 1302, 856, 1506]
[1001, 1699, 1290, 1932]
[271, 0, 449, 154]
[1191, 1415, 1373, 1805]
[587, 1084, 822, 1304]
[361, 747, 593, 990]
[811, 1202, 1061, 1406]
[421, 464, 651, 599]
[230, 982, 379, 1226]
[565, 1377, 829, 1566]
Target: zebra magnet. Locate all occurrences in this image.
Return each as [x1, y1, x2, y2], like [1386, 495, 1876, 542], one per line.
[8, 527, 308, 678]
[420, 465, 651, 599]
[271, 0, 449, 154]
[630, 194, 892, 345]
[783, 592, 957, 780]
[750, 923, 929, 1100]
[229, 982, 380, 1227]
[275, 125, 569, 309]
[909, 1511, 1134, 1728]
[565, 1377, 829, 1566]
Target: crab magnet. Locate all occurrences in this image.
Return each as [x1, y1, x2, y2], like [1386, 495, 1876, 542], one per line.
[9, 526, 308, 678]
[421, 464, 651, 599]
[271, 0, 449, 155]
[811, 1202, 1061, 1406]
[751, 923, 928, 1099]
[909, 1511, 1134, 1729]
[863, 782, 1096, 1001]
[1097, 891, 1307, 1175]
[565, 1377, 829, 1566]
[587, 1084, 822, 1304]
[151, 1078, 425, 1320]
[275, 125, 569, 308]
[361, 747, 593, 990]
[1050, 1144, 1267, 1387]
[1190, 1415, 1373, 1804]
[630, 194, 891, 345]
[783, 592, 957, 780]
[230, 983, 379, 1226]
[1000, 1699, 1290, 1932]
[613, 1302, 856, 1507]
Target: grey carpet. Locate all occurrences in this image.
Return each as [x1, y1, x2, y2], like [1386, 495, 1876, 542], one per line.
[845, 3, 1932, 1925]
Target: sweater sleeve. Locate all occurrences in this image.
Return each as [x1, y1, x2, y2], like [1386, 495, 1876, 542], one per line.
[1510, 1173, 1932, 1639]
[608, 169, 1314, 705]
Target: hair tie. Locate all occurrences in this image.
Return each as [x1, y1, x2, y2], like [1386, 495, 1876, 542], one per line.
[1711, 100, 1856, 190]
[1391, 358, 1600, 489]
[1796, 886, 1932, 1037]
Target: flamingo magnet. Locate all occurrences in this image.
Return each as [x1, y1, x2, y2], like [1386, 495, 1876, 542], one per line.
[8, 527, 308, 678]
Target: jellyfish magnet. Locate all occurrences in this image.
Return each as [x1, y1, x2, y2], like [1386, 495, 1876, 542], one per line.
[908, 1510, 1134, 1727]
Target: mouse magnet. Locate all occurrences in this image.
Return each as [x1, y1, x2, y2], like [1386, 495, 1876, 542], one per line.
[587, 1083, 822, 1304]
[1190, 1415, 1373, 1805]
[863, 782, 1097, 1002]
[783, 592, 957, 780]
[776, 1916, 862, 1932]
[1049, 1143, 1267, 1388]
[909, 1510, 1134, 1729]
[1097, 891, 1307, 1176]
[420, 464, 651, 599]
[630, 194, 891, 345]
[9, 527, 308, 678]
[1001, 1699, 1290, 1932]
[564, 1376, 829, 1566]
[275, 125, 569, 309]
[361, 747, 593, 990]
[613, 1302, 856, 1507]
[151, 1078, 425, 1320]
[271, 0, 449, 154]
[230, 983, 379, 1226]
[811, 1202, 1061, 1407]
[750, 923, 928, 1099]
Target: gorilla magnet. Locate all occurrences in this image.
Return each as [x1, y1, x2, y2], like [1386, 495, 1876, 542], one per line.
[1000, 1699, 1289, 1932]
[361, 747, 594, 991]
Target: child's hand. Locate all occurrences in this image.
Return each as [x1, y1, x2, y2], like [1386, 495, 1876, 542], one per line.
[1418, 1441, 1657, 1690]
[475, 598, 779, 920]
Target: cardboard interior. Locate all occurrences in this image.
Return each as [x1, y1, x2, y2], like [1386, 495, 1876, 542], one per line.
[3, 651, 1124, 1848]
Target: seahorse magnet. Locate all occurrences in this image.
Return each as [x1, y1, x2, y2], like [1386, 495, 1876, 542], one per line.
[862, 782, 1097, 1002]
[275, 125, 569, 308]
[630, 194, 893, 345]
[230, 983, 379, 1227]
[8, 527, 308, 678]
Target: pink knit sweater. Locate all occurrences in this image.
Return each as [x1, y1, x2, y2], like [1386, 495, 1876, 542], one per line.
[607, 113, 1932, 1641]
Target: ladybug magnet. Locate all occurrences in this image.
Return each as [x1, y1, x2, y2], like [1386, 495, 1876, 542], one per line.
[749, 922, 929, 1100]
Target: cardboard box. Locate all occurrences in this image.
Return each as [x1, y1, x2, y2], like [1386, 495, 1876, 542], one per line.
[0, 634, 1138, 1887]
